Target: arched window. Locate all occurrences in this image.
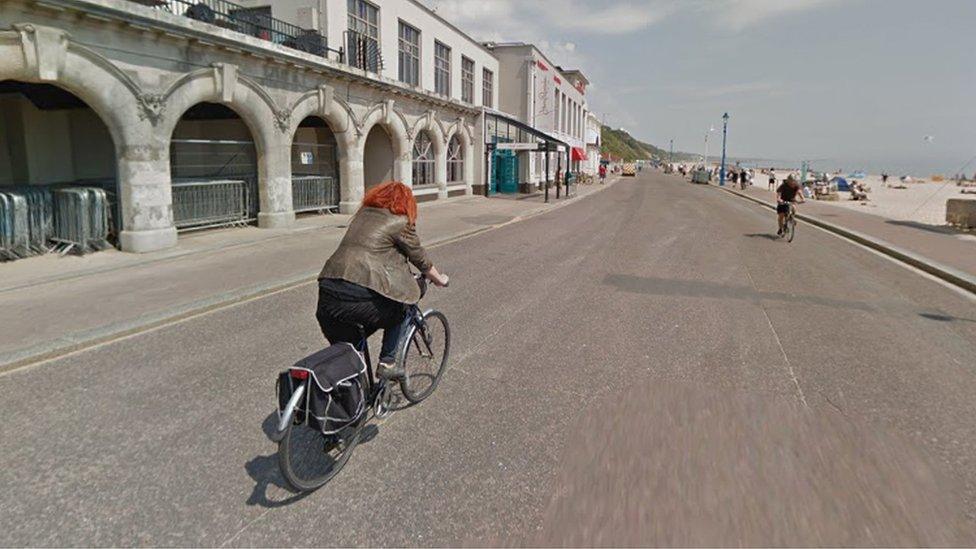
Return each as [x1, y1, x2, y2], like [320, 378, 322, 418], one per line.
[447, 135, 463, 183]
[412, 131, 434, 186]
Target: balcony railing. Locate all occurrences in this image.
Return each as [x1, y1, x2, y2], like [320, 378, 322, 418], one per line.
[128, 0, 343, 61]
[344, 30, 384, 73]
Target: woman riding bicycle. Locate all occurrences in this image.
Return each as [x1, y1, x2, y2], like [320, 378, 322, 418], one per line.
[316, 181, 449, 380]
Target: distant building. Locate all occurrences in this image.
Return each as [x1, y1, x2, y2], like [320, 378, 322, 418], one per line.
[484, 42, 589, 193]
[584, 112, 602, 175]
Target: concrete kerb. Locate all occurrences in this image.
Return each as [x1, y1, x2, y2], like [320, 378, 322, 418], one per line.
[713, 184, 976, 295]
[0, 177, 620, 374]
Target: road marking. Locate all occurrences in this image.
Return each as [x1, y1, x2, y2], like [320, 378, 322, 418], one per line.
[742, 261, 809, 408]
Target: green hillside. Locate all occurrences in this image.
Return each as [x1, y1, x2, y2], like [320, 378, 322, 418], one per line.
[600, 127, 697, 162]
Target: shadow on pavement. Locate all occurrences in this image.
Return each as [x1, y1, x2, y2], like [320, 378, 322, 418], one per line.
[744, 232, 781, 241]
[603, 273, 874, 312]
[886, 219, 964, 236]
[919, 312, 976, 323]
[246, 414, 382, 508]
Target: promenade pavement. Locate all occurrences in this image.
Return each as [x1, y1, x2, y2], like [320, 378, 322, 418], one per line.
[2, 172, 974, 545]
[2, 181, 610, 369]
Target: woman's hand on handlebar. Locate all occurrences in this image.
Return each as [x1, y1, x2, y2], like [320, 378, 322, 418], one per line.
[425, 266, 450, 288]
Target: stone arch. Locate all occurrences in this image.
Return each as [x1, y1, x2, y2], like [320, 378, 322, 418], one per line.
[0, 23, 178, 252]
[286, 86, 353, 156]
[358, 102, 408, 159]
[410, 112, 446, 157]
[445, 120, 473, 188]
[160, 65, 294, 227]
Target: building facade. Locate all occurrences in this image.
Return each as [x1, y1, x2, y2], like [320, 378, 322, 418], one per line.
[485, 42, 590, 192]
[584, 112, 602, 175]
[0, 0, 496, 254]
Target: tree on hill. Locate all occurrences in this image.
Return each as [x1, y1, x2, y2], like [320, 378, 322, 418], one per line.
[600, 127, 698, 162]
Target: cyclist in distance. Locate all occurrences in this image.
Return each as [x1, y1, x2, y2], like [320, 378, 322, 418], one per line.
[316, 181, 449, 380]
[776, 174, 804, 236]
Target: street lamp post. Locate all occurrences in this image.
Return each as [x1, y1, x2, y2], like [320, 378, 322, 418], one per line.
[703, 126, 714, 169]
[719, 112, 729, 187]
[669, 139, 673, 164]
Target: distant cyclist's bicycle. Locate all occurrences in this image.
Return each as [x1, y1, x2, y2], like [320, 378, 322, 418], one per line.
[275, 274, 450, 492]
[780, 202, 797, 242]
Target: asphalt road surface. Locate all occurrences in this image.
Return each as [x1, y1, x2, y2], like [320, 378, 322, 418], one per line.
[3, 172, 976, 546]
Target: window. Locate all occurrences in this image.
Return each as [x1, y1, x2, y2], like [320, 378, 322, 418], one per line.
[482, 68, 493, 108]
[347, 0, 379, 72]
[412, 131, 435, 186]
[461, 57, 474, 103]
[447, 135, 463, 182]
[434, 41, 451, 96]
[398, 21, 420, 86]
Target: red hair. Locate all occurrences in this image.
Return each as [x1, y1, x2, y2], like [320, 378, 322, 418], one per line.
[362, 181, 418, 224]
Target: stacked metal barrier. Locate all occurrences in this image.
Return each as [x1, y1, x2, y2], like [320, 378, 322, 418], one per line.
[292, 176, 339, 213]
[0, 191, 30, 260]
[0, 185, 110, 260]
[172, 179, 249, 231]
[50, 187, 111, 254]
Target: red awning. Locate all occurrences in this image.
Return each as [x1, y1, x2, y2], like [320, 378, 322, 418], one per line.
[571, 147, 587, 161]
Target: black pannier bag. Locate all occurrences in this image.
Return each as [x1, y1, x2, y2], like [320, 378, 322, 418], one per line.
[277, 342, 367, 434]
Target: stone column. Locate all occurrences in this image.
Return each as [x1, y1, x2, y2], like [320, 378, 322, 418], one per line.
[339, 138, 364, 214]
[396, 151, 413, 187]
[117, 136, 178, 253]
[256, 139, 295, 228]
[435, 146, 448, 199]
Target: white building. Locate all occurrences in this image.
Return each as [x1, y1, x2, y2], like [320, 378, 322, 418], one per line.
[239, 0, 499, 110]
[584, 112, 602, 175]
[0, 0, 498, 256]
[484, 42, 590, 192]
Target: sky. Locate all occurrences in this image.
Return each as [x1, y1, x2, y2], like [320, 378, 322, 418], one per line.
[422, 0, 976, 176]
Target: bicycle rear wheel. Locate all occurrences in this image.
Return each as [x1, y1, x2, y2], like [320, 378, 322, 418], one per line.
[278, 418, 360, 492]
[398, 310, 451, 404]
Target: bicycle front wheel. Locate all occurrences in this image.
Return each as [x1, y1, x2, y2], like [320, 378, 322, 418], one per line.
[786, 217, 797, 242]
[398, 310, 451, 404]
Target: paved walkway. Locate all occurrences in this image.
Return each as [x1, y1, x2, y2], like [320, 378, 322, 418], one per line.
[720, 182, 976, 276]
[2, 181, 613, 368]
[3, 174, 975, 545]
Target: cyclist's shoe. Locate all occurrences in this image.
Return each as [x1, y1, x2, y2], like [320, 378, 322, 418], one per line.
[377, 362, 405, 381]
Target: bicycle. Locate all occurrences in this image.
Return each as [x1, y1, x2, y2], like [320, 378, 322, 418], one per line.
[780, 202, 797, 242]
[275, 274, 450, 492]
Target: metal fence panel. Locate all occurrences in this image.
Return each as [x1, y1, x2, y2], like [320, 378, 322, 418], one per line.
[50, 187, 111, 254]
[0, 192, 30, 260]
[292, 176, 338, 213]
[172, 179, 249, 231]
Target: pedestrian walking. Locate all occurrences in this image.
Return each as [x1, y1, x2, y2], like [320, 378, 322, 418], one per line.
[882, 172, 889, 187]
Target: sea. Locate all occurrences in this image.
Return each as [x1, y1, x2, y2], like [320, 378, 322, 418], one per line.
[732, 156, 974, 179]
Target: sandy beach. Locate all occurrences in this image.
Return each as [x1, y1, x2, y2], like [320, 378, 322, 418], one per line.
[761, 171, 975, 227]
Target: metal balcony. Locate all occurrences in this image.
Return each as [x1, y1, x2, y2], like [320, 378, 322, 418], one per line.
[128, 0, 342, 60]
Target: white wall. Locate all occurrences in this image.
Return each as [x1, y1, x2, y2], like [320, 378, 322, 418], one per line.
[258, 0, 499, 107]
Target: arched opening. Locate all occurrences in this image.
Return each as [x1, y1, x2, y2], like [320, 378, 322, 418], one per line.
[0, 81, 117, 259]
[447, 134, 463, 184]
[292, 116, 340, 214]
[363, 124, 394, 190]
[170, 102, 257, 231]
[412, 130, 435, 187]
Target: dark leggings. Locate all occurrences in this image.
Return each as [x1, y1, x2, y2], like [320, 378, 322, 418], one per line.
[315, 280, 408, 364]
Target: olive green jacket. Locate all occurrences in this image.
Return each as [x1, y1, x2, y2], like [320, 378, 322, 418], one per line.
[319, 207, 432, 304]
